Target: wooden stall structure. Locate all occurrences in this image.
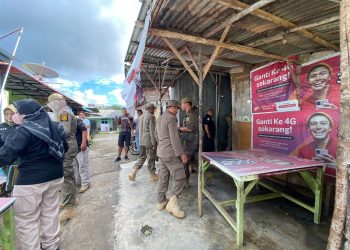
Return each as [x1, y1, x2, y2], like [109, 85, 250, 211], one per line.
[125, 0, 349, 248]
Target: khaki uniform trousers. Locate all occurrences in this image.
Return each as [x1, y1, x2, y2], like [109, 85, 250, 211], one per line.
[133, 146, 156, 173]
[157, 157, 186, 203]
[61, 142, 78, 207]
[73, 147, 91, 186]
[13, 177, 64, 250]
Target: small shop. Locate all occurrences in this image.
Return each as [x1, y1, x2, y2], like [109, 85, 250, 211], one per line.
[89, 109, 120, 132]
[125, 0, 347, 247]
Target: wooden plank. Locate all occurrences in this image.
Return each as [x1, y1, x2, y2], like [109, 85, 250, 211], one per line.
[150, 28, 287, 61]
[162, 37, 199, 84]
[210, 0, 339, 51]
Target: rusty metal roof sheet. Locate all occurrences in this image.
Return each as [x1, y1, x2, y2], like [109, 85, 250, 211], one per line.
[125, 0, 339, 87]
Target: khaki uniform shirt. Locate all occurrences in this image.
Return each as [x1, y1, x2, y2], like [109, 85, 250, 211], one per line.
[59, 111, 78, 156]
[183, 108, 199, 134]
[156, 110, 184, 159]
[182, 108, 199, 155]
[139, 110, 156, 147]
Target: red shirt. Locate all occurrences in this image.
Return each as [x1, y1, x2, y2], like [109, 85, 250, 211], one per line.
[300, 84, 340, 110]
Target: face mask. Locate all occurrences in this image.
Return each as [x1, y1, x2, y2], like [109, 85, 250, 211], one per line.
[47, 100, 67, 114]
[12, 113, 25, 125]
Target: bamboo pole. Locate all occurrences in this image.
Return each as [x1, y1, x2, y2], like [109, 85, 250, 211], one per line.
[198, 46, 204, 217]
[328, 0, 350, 249]
[150, 28, 287, 61]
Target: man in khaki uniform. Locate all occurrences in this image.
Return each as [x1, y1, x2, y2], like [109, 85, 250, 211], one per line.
[48, 93, 78, 223]
[129, 103, 158, 181]
[179, 97, 199, 188]
[156, 100, 188, 219]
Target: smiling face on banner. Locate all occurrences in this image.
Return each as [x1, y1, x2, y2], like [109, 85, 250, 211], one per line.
[307, 65, 332, 92]
[308, 113, 333, 140]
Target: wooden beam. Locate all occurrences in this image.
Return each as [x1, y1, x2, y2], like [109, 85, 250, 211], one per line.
[161, 70, 186, 98]
[162, 37, 199, 84]
[203, 0, 277, 79]
[150, 28, 286, 61]
[210, 0, 339, 51]
[205, 0, 277, 38]
[247, 16, 339, 47]
[160, 61, 168, 89]
[246, 33, 284, 47]
[185, 46, 199, 72]
[197, 46, 203, 217]
[131, 39, 248, 66]
[289, 15, 339, 32]
[142, 66, 159, 91]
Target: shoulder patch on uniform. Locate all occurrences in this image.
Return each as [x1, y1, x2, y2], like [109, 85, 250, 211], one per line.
[60, 114, 69, 122]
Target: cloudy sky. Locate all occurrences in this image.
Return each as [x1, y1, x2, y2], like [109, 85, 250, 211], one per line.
[0, 0, 142, 106]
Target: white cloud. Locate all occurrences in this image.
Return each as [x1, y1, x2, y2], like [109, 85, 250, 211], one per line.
[110, 74, 125, 84]
[84, 89, 108, 105]
[66, 89, 109, 106]
[95, 79, 113, 85]
[70, 90, 86, 105]
[108, 89, 126, 106]
[51, 78, 81, 90]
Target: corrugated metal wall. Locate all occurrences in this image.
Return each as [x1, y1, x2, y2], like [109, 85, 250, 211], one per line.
[170, 72, 231, 151]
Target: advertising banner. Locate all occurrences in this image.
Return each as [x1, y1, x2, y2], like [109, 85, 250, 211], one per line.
[251, 61, 297, 113]
[121, 9, 151, 116]
[300, 53, 340, 111]
[252, 109, 339, 176]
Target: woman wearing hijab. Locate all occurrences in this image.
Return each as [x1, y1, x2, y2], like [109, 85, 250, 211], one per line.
[0, 99, 67, 250]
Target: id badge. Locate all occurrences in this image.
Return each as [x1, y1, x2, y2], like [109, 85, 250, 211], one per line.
[60, 114, 69, 122]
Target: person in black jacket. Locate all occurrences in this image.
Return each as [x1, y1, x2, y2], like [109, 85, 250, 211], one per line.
[0, 99, 67, 250]
[202, 109, 215, 152]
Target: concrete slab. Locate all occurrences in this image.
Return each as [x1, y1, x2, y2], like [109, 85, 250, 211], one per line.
[60, 133, 331, 250]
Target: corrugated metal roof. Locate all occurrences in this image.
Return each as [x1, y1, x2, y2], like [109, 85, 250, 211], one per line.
[125, 0, 339, 88]
[1, 65, 83, 110]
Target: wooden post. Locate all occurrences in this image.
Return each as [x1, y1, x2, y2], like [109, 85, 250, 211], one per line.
[327, 0, 350, 249]
[231, 73, 236, 150]
[198, 46, 204, 217]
